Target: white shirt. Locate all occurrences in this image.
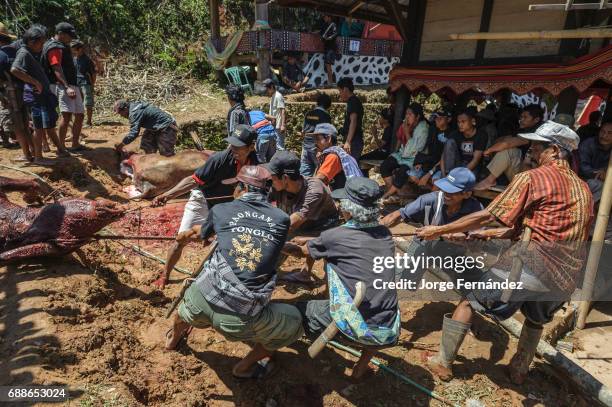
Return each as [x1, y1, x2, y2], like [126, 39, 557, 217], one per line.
[269, 91, 285, 130]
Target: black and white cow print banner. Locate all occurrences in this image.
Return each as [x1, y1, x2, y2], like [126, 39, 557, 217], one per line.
[303, 54, 399, 88]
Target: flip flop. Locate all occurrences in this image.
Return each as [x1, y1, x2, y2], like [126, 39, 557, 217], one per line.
[232, 358, 278, 380]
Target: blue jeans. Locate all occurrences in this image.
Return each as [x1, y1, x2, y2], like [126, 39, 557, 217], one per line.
[300, 142, 318, 176]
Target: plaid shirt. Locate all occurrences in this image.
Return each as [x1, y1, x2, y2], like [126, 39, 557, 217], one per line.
[487, 159, 593, 291]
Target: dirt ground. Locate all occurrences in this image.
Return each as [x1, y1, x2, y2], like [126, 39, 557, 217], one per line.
[0, 116, 590, 406]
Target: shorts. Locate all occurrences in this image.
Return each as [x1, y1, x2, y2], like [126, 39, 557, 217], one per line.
[466, 271, 565, 326]
[295, 299, 333, 337]
[178, 283, 304, 351]
[30, 101, 58, 130]
[324, 49, 339, 65]
[0, 108, 12, 132]
[140, 125, 177, 156]
[80, 84, 94, 107]
[178, 189, 209, 233]
[52, 84, 85, 114]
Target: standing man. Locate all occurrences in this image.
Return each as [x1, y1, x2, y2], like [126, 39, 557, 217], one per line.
[113, 100, 178, 156]
[320, 14, 338, 86]
[11, 25, 68, 165]
[165, 165, 303, 380]
[225, 84, 250, 137]
[263, 79, 286, 150]
[416, 121, 593, 384]
[300, 93, 331, 176]
[41, 22, 86, 151]
[151, 125, 259, 289]
[338, 77, 364, 160]
[71, 40, 96, 127]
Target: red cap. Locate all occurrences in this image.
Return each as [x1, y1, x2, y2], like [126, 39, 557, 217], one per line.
[222, 165, 271, 189]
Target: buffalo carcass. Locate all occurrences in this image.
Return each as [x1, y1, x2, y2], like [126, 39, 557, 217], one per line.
[0, 176, 124, 263]
[120, 150, 212, 199]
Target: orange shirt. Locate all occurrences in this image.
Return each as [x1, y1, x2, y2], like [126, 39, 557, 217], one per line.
[316, 154, 342, 184]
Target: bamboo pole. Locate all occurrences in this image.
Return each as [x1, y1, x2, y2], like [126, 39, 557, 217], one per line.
[576, 152, 612, 329]
[449, 29, 612, 41]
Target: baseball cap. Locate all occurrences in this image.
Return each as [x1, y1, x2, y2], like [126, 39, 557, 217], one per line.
[225, 124, 257, 147]
[331, 176, 383, 207]
[23, 25, 47, 43]
[307, 123, 338, 137]
[434, 167, 476, 193]
[553, 113, 576, 128]
[264, 150, 301, 176]
[518, 120, 579, 152]
[262, 78, 275, 88]
[70, 39, 84, 48]
[431, 107, 452, 119]
[222, 165, 271, 189]
[55, 22, 77, 38]
[0, 23, 16, 40]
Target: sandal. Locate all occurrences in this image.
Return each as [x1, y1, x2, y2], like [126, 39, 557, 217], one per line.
[232, 358, 278, 380]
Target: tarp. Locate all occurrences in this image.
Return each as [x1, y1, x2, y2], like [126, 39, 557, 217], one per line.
[204, 31, 244, 70]
[389, 46, 612, 96]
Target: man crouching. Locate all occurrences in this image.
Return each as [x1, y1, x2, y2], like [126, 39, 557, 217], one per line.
[165, 165, 304, 379]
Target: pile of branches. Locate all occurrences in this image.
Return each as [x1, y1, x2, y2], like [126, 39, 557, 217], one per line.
[95, 58, 195, 114]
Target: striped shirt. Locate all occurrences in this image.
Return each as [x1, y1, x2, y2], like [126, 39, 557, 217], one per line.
[487, 159, 593, 291]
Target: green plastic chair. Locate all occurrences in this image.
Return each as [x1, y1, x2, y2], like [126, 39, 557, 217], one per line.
[224, 66, 252, 94]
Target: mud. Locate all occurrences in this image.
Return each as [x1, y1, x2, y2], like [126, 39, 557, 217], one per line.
[0, 123, 589, 406]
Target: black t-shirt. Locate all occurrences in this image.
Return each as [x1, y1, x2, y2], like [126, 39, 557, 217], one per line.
[74, 54, 95, 86]
[451, 129, 487, 164]
[192, 148, 259, 206]
[282, 61, 305, 83]
[343, 95, 364, 145]
[308, 225, 398, 328]
[380, 126, 393, 152]
[201, 195, 290, 291]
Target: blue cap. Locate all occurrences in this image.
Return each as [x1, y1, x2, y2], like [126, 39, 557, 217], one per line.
[434, 167, 476, 193]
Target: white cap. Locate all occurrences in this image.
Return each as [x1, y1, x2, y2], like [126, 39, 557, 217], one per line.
[518, 120, 580, 152]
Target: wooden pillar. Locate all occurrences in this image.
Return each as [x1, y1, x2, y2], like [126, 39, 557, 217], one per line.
[210, 0, 220, 40]
[556, 87, 580, 116]
[392, 86, 410, 151]
[255, 0, 271, 82]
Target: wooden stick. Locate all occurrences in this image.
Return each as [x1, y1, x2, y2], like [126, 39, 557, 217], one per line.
[308, 281, 366, 358]
[449, 28, 612, 41]
[577, 152, 612, 329]
[500, 226, 532, 303]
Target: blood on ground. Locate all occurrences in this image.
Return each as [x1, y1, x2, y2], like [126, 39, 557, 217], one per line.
[112, 202, 186, 238]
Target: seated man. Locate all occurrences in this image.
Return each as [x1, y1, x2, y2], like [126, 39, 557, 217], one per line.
[281, 53, 309, 92]
[409, 108, 450, 188]
[301, 93, 332, 176]
[165, 165, 303, 379]
[475, 104, 544, 190]
[114, 99, 178, 157]
[579, 120, 611, 203]
[248, 110, 277, 163]
[577, 110, 601, 142]
[382, 167, 482, 229]
[440, 109, 487, 180]
[359, 107, 394, 177]
[312, 123, 363, 190]
[266, 150, 339, 279]
[283, 177, 400, 379]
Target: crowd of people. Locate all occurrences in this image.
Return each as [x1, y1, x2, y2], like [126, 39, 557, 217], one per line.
[2, 19, 610, 390]
[0, 22, 97, 166]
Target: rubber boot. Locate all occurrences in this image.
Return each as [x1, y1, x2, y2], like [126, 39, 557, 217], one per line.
[508, 321, 543, 385]
[425, 313, 471, 381]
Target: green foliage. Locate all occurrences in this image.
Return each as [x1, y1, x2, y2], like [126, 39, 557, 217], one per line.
[4, 0, 212, 77]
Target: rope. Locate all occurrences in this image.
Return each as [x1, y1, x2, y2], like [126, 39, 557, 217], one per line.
[328, 341, 460, 407]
